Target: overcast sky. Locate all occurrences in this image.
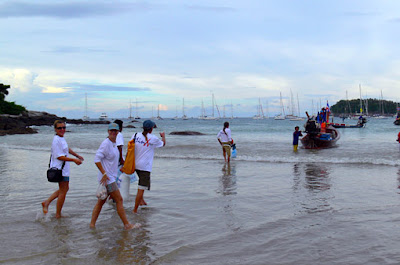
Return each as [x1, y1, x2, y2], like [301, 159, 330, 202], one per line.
[1, 0, 400, 118]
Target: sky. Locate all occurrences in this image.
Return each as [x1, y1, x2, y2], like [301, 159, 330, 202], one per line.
[1, 0, 400, 119]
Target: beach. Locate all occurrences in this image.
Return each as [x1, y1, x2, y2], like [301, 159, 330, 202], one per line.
[1, 118, 400, 264]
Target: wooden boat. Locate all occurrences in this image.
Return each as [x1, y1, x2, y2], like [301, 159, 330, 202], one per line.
[301, 110, 340, 149]
[331, 123, 364, 128]
[301, 123, 340, 149]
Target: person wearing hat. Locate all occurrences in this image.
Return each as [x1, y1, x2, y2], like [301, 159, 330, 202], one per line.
[114, 119, 125, 166]
[90, 123, 136, 230]
[131, 119, 166, 213]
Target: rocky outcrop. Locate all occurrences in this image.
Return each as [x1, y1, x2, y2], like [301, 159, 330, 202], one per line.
[170, 131, 205, 135]
[0, 111, 110, 136]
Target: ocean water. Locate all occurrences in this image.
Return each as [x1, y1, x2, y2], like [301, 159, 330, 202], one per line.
[1, 117, 400, 264]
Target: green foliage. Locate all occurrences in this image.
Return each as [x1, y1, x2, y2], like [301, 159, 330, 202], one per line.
[331, 98, 399, 115]
[0, 83, 26, 115]
[0, 100, 26, 115]
[0, 83, 10, 101]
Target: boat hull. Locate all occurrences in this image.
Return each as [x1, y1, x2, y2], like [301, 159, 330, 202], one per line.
[301, 126, 340, 149]
[331, 123, 364, 128]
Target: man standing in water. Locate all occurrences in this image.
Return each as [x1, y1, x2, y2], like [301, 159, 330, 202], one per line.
[293, 126, 303, 152]
[132, 120, 165, 213]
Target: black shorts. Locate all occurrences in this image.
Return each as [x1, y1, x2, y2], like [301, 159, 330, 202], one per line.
[135, 169, 151, 191]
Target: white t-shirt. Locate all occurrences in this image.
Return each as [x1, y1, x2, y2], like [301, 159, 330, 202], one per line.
[217, 128, 232, 143]
[94, 138, 119, 185]
[132, 132, 164, 172]
[116, 132, 124, 148]
[50, 135, 70, 177]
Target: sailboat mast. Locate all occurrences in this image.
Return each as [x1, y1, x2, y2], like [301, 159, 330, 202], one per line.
[359, 84, 363, 115]
[85, 93, 88, 118]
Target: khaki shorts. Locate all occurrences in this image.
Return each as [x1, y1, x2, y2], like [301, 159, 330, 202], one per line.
[222, 142, 231, 156]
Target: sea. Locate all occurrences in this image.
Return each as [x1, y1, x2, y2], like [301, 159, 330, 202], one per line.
[1, 116, 400, 265]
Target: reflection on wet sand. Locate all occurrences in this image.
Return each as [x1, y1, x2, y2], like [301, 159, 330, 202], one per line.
[219, 163, 237, 196]
[292, 163, 333, 214]
[217, 163, 240, 231]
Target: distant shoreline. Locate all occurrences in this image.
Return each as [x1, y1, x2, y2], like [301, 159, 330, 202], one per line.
[0, 110, 110, 136]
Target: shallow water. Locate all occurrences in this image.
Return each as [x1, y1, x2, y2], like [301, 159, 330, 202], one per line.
[1, 118, 400, 264]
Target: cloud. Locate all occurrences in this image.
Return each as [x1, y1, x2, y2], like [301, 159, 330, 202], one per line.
[65, 82, 151, 92]
[0, 1, 153, 19]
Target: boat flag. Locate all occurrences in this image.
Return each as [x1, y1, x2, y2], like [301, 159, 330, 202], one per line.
[326, 101, 330, 112]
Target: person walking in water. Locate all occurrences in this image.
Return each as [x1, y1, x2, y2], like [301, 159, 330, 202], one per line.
[42, 120, 84, 218]
[217, 122, 233, 163]
[293, 126, 303, 151]
[90, 123, 136, 230]
[133, 120, 166, 213]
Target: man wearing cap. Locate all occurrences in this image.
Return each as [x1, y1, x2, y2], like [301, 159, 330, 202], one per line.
[131, 119, 166, 213]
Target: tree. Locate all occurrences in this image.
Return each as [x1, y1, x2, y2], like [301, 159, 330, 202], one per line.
[0, 83, 10, 101]
[0, 84, 26, 115]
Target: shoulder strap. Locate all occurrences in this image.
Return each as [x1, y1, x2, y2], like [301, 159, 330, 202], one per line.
[49, 154, 66, 169]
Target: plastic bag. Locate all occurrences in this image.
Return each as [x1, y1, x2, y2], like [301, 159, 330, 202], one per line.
[231, 143, 237, 158]
[96, 184, 108, 200]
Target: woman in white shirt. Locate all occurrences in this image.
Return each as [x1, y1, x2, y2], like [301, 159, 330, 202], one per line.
[132, 120, 165, 213]
[41, 120, 84, 218]
[217, 122, 233, 163]
[90, 123, 135, 230]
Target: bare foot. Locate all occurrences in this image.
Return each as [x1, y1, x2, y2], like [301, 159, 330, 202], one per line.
[90, 224, 95, 229]
[55, 214, 67, 219]
[140, 199, 147, 206]
[124, 223, 136, 230]
[41, 202, 48, 214]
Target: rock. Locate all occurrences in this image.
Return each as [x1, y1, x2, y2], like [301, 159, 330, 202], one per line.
[170, 131, 205, 135]
[125, 125, 136, 128]
[0, 110, 110, 136]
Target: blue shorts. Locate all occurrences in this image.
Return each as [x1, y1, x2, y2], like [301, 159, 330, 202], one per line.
[62, 176, 70, 182]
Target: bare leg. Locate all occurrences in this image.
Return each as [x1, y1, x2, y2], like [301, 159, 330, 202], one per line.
[109, 190, 134, 230]
[133, 189, 145, 213]
[42, 189, 59, 214]
[55, 181, 69, 219]
[90, 198, 106, 228]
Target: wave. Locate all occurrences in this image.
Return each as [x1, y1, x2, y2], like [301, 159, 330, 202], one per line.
[2, 143, 399, 167]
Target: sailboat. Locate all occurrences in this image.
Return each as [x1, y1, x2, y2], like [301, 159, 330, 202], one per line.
[253, 98, 264, 119]
[182, 98, 188, 120]
[290, 94, 304, 121]
[128, 99, 133, 119]
[155, 104, 163, 120]
[134, 98, 141, 120]
[274, 92, 286, 120]
[375, 90, 388, 119]
[82, 93, 89, 120]
[199, 93, 218, 120]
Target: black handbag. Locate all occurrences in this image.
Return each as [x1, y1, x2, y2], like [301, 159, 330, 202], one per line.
[47, 155, 66, 182]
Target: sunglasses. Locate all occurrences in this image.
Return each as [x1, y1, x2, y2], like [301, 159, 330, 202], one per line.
[56, 126, 66, 130]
